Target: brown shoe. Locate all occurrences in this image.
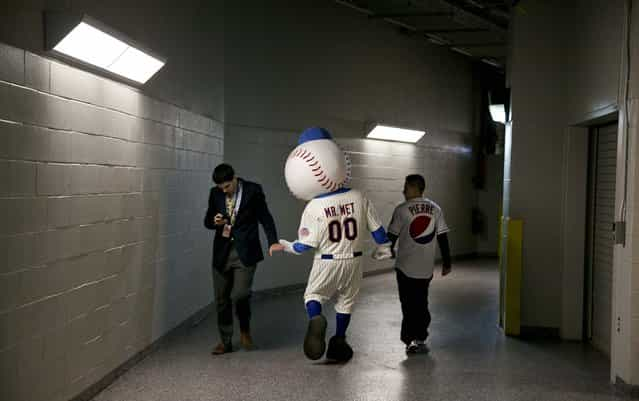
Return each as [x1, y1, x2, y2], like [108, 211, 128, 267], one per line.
[240, 331, 254, 350]
[211, 342, 232, 355]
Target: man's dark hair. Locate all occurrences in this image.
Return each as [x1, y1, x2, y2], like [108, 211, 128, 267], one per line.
[405, 174, 425, 193]
[213, 163, 235, 184]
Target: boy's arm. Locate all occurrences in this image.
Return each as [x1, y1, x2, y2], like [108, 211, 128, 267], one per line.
[437, 232, 452, 276]
[387, 232, 399, 259]
[436, 207, 451, 276]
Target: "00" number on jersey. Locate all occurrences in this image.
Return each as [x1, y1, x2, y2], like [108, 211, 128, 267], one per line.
[328, 218, 358, 242]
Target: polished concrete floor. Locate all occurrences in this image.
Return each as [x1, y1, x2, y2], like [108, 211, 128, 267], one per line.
[93, 260, 634, 401]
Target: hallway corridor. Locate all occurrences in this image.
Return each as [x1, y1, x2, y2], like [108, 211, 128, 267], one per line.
[91, 260, 630, 401]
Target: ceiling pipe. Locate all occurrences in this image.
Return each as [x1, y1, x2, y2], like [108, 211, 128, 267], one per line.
[418, 27, 490, 33]
[437, 0, 508, 30]
[368, 11, 454, 18]
[334, 0, 504, 69]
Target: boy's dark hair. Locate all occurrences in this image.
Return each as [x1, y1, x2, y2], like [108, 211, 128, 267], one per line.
[405, 174, 426, 193]
[213, 163, 235, 184]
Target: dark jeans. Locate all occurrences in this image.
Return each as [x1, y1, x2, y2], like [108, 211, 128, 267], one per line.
[213, 244, 256, 345]
[395, 268, 433, 345]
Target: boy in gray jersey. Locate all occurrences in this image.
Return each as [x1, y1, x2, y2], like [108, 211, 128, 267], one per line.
[387, 174, 452, 354]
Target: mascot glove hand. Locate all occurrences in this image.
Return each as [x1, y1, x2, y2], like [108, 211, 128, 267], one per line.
[279, 239, 301, 255]
[372, 242, 393, 260]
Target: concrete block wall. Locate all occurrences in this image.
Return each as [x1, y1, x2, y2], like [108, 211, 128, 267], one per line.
[225, 124, 475, 292]
[0, 42, 223, 401]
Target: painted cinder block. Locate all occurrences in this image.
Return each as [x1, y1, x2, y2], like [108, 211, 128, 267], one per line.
[0, 308, 10, 349]
[64, 282, 100, 322]
[13, 294, 66, 340]
[0, 197, 47, 236]
[71, 223, 109, 257]
[62, 252, 106, 292]
[102, 194, 124, 221]
[138, 95, 179, 127]
[98, 136, 121, 166]
[25, 52, 51, 93]
[0, 42, 24, 85]
[0, 81, 27, 123]
[0, 346, 18, 400]
[128, 168, 143, 193]
[4, 232, 48, 273]
[143, 120, 175, 148]
[70, 196, 105, 226]
[125, 114, 145, 143]
[18, 262, 69, 306]
[47, 197, 72, 228]
[37, 163, 71, 196]
[29, 353, 67, 401]
[49, 129, 73, 163]
[106, 167, 127, 194]
[51, 61, 102, 108]
[0, 271, 19, 312]
[1, 123, 49, 161]
[70, 165, 102, 195]
[210, 120, 224, 140]
[2, 160, 37, 196]
[70, 133, 99, 164]
[22, 89, 73, 133]
[42, 226, 75, 262]
[179, 110, 210, 134]
[102, 82, 140, 118]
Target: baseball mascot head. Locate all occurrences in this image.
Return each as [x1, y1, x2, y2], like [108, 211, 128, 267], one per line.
[284, 127, 351, 201]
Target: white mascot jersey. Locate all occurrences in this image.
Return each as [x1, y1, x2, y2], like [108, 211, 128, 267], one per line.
[297, 188, 383, 259]
[284, 127, 382, 258]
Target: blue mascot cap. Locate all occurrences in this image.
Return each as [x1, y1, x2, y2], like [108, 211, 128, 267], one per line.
[299, 127, 333, 145]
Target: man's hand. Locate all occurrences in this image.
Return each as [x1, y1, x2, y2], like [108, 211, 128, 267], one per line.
[442, 265, 452, 277]
[269, 243, 285, 256]
[214, 213, 228, 226]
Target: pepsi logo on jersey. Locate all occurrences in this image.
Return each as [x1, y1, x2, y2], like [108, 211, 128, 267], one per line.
[409, 215, 436, 245]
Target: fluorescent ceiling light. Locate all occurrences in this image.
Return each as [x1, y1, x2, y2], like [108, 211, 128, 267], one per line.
[54, 23, 128, 69]
[109, 47, 165, 84]
[367, 124, 426, 143]
[50, 19, 165, 84]
[489, 104, 506, 124]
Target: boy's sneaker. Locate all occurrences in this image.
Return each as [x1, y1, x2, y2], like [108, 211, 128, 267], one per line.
[406, 340, 419, 354]
[415, 340, 429, 353]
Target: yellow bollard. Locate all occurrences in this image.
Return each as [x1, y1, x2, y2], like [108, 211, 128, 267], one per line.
[499, 218, 522, 336]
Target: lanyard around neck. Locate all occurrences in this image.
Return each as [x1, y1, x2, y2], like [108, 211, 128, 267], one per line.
[229, 182, 243, 223]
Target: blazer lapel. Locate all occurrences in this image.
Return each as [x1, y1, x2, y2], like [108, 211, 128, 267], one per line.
[237, 178, 248, 213]
[215, 190, 226, 216]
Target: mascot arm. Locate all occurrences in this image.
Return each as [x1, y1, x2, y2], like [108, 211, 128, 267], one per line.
[371, 227, 393, 260]
[279, 239, 314, 255]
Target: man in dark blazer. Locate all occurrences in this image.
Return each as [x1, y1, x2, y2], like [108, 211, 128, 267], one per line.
[204, 163, 279, 355]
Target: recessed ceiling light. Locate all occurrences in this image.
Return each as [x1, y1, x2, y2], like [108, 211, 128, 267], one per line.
[489, 104, 506, 124]
[367, 124, 426, 143]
